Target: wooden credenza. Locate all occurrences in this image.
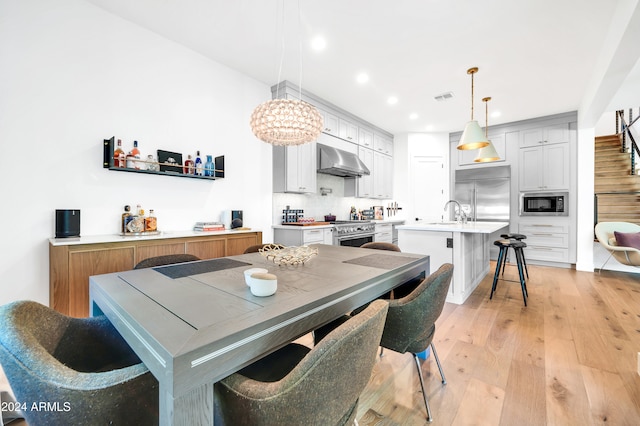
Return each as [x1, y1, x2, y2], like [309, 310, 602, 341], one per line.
[49, 230, 262, 317]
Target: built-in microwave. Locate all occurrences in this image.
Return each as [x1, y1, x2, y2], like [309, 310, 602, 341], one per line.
[520, 192, 568, 216]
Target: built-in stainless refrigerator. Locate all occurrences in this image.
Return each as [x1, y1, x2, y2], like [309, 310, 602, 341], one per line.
[454, 166, 511, 258]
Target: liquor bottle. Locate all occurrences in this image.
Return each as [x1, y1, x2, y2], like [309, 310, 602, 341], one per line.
[195, 151, 203, 176]
[205, 155, 214, 176]
[132, 141, 141, 170]
[184, 155, 194, 174]
[145, 209, 157, 232]
[126, 151, 136, 169]
[114, 139, 125, 168]
[126, 204, 145, 233]
[121, 205, 132, 234]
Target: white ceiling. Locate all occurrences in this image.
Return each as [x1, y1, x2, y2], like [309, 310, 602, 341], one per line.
[85, 0, 639, 134]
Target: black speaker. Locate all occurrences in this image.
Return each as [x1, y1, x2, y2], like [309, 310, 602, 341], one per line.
[231, 210, 243, 229]
[55, 209, 80, 238]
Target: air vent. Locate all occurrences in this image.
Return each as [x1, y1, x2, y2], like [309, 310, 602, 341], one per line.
[434, 92, 454, 102]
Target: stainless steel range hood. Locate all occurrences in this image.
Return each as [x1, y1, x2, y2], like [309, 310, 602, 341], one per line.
[317, 144, 370, 177]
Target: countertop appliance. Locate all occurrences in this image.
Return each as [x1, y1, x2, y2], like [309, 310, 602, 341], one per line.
[454, 166, 510, 222]
[331, 220, 375, 247]
[520, 192, 568, 216]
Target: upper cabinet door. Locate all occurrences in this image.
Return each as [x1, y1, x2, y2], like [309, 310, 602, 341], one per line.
[338, 118, 358, 143]
[358, 127, 374, 148]
[319, 108, 339, 137]
[520, 124, 569, 148]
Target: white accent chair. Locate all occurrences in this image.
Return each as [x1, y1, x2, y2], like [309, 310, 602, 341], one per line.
[594, 222, 640, 270]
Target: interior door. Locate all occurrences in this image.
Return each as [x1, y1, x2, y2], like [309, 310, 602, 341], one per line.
[411, 156, 447, 222]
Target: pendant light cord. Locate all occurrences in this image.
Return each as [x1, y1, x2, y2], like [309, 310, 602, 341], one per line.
[274, 0, 285, 100]
[470, 71, 475, 121]
[298, 0, 303, 101]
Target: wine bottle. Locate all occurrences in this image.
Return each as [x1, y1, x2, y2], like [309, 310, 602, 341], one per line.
[114, 139, 125, 168]
[195, 151, 203, 176]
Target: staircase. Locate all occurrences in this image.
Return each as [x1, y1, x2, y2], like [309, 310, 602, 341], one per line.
[594, 134, 640, 224]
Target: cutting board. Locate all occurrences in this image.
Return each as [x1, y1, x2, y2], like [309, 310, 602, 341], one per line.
[281, 222, 331, 226]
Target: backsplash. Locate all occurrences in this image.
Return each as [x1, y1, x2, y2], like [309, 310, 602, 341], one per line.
[272, 173, 395, 224]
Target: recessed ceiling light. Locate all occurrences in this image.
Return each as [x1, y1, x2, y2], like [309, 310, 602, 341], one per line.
[434, 92, 454, 102]
[409, 113, 419, 120]
[491, 111, 501, 118]
[387, 96, 398, 105]
[311, 36, 326, 51]
[356, 73, 369, 84]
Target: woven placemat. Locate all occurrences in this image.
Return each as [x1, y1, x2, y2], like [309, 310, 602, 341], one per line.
[154, 258, 251, 279]
[343, 253, 417, 270]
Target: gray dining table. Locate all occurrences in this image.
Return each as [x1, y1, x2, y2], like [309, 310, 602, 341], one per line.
[89, 243, 430, 425]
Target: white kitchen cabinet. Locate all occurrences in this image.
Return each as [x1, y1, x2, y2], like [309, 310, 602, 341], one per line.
[373, 133, 393, 155]
[358, 127, 374, 148]
[518, 219, 570, 263]
[319, 108, 339, 137]
[519, 142, 569, 191]
[357, 146, 374, 198]
[373, 151, 393, 199]
[338, 118, 358, 143]
[374, 223, 393, 243]
[273, 226, 332, 246]
[323, 228, 333, 245]
[273, 141, 317, 193]
[519, 123, 570, 148]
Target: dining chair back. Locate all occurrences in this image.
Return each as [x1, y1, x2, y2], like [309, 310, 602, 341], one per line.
[215, 299, 389, 426]
[0, 301, 158, 425]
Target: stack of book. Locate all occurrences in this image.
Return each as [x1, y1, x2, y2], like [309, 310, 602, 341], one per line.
[193, 221, 225, 232]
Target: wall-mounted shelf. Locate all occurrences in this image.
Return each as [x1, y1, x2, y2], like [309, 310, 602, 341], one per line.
[103, 137, 224, 180]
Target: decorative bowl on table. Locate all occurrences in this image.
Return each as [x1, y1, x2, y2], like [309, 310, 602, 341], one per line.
[259, 244, 319, 266]
[247, 272, 278, 296]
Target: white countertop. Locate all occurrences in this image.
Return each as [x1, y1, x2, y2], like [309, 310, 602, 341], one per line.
[272, 224, 334, 230]
[49, 228, 261, 246]
[396, 221, 509, 234]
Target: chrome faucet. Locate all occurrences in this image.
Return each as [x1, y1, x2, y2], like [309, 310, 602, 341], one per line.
[444, 200, 468, 224]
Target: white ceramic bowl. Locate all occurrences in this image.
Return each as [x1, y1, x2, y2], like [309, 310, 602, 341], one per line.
[247, 272, 277, 297]
[243, 268, 268, 286]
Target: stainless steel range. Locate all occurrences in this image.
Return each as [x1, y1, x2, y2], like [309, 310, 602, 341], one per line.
[331, 220, 376, 247]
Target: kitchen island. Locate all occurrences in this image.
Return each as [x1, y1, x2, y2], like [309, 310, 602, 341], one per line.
[397, 221, 508, 304]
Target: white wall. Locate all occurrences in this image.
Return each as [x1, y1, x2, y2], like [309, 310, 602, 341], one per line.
[0, 0, 273, 307]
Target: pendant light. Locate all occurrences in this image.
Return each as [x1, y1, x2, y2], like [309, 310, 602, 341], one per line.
[474, 97, 501, 162]
[250, 0, 323, 146]
[456, 67, 489, 150]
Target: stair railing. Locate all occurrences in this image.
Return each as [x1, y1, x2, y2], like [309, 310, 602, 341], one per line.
[616, 108, 640, 175]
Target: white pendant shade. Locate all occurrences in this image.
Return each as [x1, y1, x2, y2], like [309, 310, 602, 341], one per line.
[457, 120, 489, 150]
[474, 140, 500, 162]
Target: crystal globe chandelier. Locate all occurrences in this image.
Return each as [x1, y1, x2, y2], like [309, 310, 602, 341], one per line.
[250, 0, 323, 146]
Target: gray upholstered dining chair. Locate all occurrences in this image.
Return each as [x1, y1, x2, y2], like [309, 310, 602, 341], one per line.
[0, 300, 158, 426]
[214, 299, 389, 426]
[360, 241, 401, 251]
[243, 243, 284, 254]
[380, 263, 453, 422]
[134, 253, 200, 269]
[314, 263, 453, 422]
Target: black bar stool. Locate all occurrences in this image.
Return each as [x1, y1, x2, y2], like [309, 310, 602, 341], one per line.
[500, 233, 529, 279]
[490, 239, 528, 306]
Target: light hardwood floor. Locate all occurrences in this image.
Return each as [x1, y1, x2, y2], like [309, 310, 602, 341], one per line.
[3, 263, 639, 425]
[350, 262, 640, 425]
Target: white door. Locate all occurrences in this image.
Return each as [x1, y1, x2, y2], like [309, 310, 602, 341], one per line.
[411, 156, 447, 222]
